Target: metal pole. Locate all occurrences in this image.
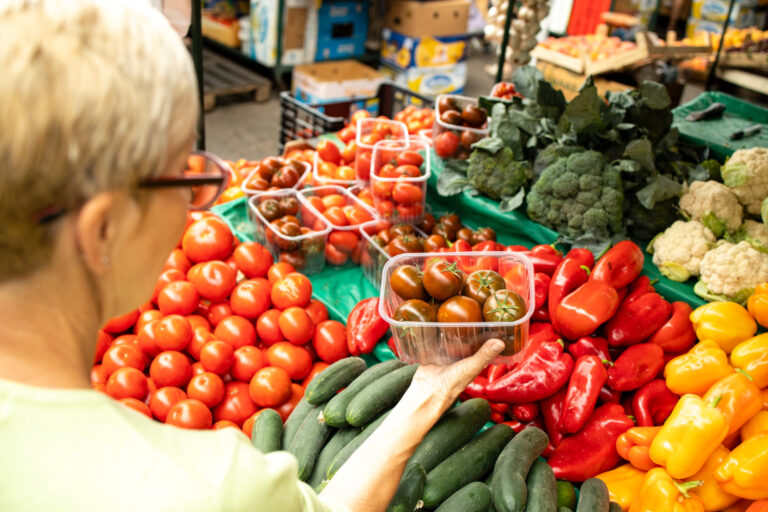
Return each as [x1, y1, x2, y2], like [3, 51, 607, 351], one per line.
[705, 0, 737, 91]
[191, 0, 206, 150]
[495, 0, 517, 83]
[275, 0, 286, 89]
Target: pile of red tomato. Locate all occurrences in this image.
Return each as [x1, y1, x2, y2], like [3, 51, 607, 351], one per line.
[393, 105, 435, 135]
[92, 212, 349, 436]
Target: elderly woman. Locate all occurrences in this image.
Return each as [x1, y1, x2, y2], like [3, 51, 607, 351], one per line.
[0, 1, 503, 511]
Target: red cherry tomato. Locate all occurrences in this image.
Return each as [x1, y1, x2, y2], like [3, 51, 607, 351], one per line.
[186, 260, 237, 302]
[312, 320, 349, 363]
[213, 316, 256, 349]
[278, 307, 314, 345]
[231, 346, 266, 382]
[166, 398, 213, 429]
[199, 340, 235, 375]
[182, 217, 234, 263]
[230, 278, 272, 319]
[186, 372, 226, 408]
[149, 350, 192, 388]
[266, 342, 313, 380]
[249, 366, 292, 407]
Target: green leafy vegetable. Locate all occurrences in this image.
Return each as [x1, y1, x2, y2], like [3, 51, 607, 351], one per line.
[701, 211, 728, 238]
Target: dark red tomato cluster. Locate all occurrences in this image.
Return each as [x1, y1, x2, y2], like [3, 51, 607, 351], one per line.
[254, 194, 322, 271]
[241, 156, 307, 193]
[370, 150, 426, 222]
[420, 213, 497, 250]
[368, 223, 426, 258]
[490, 82, 523, 100]
[93, 212, 348, 437]
[433, 96, 488, 160]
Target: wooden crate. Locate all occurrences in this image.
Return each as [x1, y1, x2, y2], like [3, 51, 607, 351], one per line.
[720, 52, 768, 70]
[584, 33, 650, 75]
[531, 46, 586, 74]
[639, 31, 713, 59]
[203, 49, 272, 111]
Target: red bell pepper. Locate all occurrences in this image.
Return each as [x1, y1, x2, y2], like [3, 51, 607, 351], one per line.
[473, 241, 501, 252]
[490, 411, 506, 424]
[464, 376, 488, 399]
[567, 336, 611, 363]
[541, 388, 566, 447]
[505, 244, 528, 252]
[533, 272, 551, 311]
[521, 244, 563, 276]
[606, 343, 664, 392]
[548, 403, 634, 482]
[623, 276, 656, 305]
[599, 386, 622, 404]
[511, 402, 540, 423]
[485, 340, 573, 403]
[489, 401, 509, 415]
[647, 301, 696, 353]
[559, 355, 608, 434]
[632, 379, 678, 427]
[590, 241, 645, 289]
[548, 248, 594, 333]
[347, 298, 389, 355]
[531, 307, 550, 322]
[501, 419, 528, 434]
[604, 292, 672, 347]
[487, 364, 507, 384]
[555, 280, 620, 340]
[524, 322, 560, 357]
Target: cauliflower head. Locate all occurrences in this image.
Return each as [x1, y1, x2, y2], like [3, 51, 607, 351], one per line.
[722, 147, 768, 215]
[698, 241, 768, 301]
[651, 220, 715, 281]
[678, 180, 743, 235]
[742, 219, 768, 246]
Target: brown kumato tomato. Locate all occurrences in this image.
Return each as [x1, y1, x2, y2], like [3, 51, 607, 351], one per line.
[423, 260, 464, 301]
[462, 270, 505, 305]
[390, 264, 427, 301]
[393, 299, 437, 323]
[483, 289, 527, 322]
[437, 296, 483, 323]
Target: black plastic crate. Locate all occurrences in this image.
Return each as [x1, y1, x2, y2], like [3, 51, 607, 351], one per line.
[279, 82, 434, 151]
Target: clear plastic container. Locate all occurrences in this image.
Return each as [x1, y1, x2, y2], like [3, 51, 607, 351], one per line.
[418, 129, 433, 146]
[242, 158, 311, 195]
[379, 251, 534, 365]
[354, 118, 409, 185]
[432, 94, 490, 161]
[359, 222, 428, 291]
[247, 190, 330, 275]
[370, 139, 431, 225]
[311, 147, 356, 190]
[298, 185, 380, 266]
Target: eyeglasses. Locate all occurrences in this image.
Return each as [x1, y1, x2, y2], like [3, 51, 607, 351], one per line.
[33, 150, 231, 224]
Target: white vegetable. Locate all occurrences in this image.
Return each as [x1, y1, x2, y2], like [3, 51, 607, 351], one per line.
[721, 147, 768, 216]
[651, 220, 715, 282]
[679, 180, 743, 235]
[699, 241, 768, 298]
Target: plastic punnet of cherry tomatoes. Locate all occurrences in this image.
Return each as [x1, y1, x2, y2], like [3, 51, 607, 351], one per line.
[490, 82, 523, 100]
[433, 96, 488, 160]
[242, 156, 308, 193]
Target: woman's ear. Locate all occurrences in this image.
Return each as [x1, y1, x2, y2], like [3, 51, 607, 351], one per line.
[74, 191, 130, 274]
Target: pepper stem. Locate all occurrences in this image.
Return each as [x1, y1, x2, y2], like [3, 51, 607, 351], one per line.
[602, 359, 614, 367]
[711, 395, 723, 408]
[735, 368, 754, 381]
[580, 265, 591, 275]
[675, 480, 703, 499]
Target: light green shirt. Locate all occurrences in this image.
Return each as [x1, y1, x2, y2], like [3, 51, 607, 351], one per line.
[0, 378, 351, 512]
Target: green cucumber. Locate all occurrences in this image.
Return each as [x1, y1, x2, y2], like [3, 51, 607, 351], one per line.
[287, 403, 333, 481]
[492, 427, 550, 512]
[346, 364, 418, 427]
[282, 397, 313, 447]
[493, 473, 527, 512]
[556, 481, 577, 510]
[576, 479, 609, 512]
[609, 503, 622, 512]
[251, 409, 283, 453]
[410, 398, 491, 472]
[305, 357, 367, 405]
[524, 460, 557, 512]
[326, 410, 391, 480]
[324, 359, 405, 427]
[385, 462, 426, 512]
[435, 482, 493, 512]
[308, 427, 361, 489]
[558, 508, 573, 512]
[422, 424, 514, 509]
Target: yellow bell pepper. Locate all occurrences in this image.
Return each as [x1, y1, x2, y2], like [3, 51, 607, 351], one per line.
[747, 282, 768, 328]
[690, 445, 740, 512]
[731, 333, 768, 388]
[763, 389, 768, 411]
[616, 427, 661, 471]
[665, 341, 734, 396]
[628, 467, 705, 512]
[650, 394, 729, 479]
[702, 370, 763, 437]
[690, 303, 757, 353]
[715, 433, 768, 500]
[595, 464, 647, 511]
[741, 410, 768, 440]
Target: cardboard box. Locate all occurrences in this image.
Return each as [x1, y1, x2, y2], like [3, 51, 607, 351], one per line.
[379, 60, 467, 96]
[536, 61, 633, 101]
[384, 0, 470, 38]
[292, 60, 385, 105]
[247, 0, 317, 67]
[202, 14, 241, 47]
[316, 1, 369, 61]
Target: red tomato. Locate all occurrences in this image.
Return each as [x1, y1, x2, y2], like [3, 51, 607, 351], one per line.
[396, 151, 424, 167]
[266, 342, 313, 380]
[270, 272, 312, 309]
[91, 364, 108, 386]
[304, 299, 329, 326]
[149, 387, 188, 419]
[325, 243, 349, 265]
[152, 269, 186, 304]
[393, 182, 423, 204]
[276, 383, 305, 421]
[249, 367, 292, 407]
[106, 367, 148, 401]
[187, 327, 214, 360]
[187, 260, 237, 302]
[322, 194, 346, 209]
[335, 165, 355, 181]
[135, 309, 163, 334]
[214, 381, 257, 426]
[396, 202, 424, 219]
[164, 248, 192, 274]
[191, 361, 206, 377]
[233, 242, 273, 279]
[377, 200, 395, 218]
[329, 231, 360, 254]
[213, 316, 256, 349]
[102, 309, 140, 334]
[394, 164, 421, 178]
[157, 280, 200, 316]
[166, 398, 213, 429]
[231, 346, 266, 382]
[241, 410, 263, 438]
[278, 307, 314, 345]
[338, 126, 356, 144]
[136, 321, 162, 358]
[147, 377, 157, 396]
[154, 315, 192, 352]
[302, 362, 330, 388]
[230, 278, 272, 319]
[207, 302, 233, 327]
[102, 344, 145, 376]
[356, 151, 373, 181]
[94, 330, 113, 364]
[186, 314, 210, 332]
[119, 398, 152, 419]
[435, 131, 460, 158]
[346, 206, 374, 226]
[323, 206, 348, 227]
[317, 139, 342, 165]
[187, 372, 226, 408]
[149, 350, 192, 388]
[212, 420, 241, 431]
[267, 262, 297, 285]
[199, 340, 235, 375]
[351, 109, 371, 124]
[312, 320, 349, 363]
[256, 309, 284, 346]
[182, 216, 234, 263]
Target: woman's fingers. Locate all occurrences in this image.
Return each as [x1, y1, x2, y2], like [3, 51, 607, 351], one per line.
[451, 338, 505, 385]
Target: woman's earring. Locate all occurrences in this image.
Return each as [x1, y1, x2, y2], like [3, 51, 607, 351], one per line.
[102, 255, 110, 265]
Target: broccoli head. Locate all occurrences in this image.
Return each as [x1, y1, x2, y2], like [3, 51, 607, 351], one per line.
[527, 150, 624, 240]
[532, 143, 585, 179]
[467, 144, 530, 201]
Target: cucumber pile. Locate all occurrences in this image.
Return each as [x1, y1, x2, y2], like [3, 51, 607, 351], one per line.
[252, 357, 621, 511]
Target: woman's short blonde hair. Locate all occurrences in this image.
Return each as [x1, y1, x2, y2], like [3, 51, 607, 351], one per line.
[0, 0, 198, 281]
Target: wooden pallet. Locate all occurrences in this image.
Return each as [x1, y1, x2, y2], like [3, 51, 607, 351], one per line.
[203, 49, 272, 111]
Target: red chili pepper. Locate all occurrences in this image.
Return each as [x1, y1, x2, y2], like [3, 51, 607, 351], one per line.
[511, 402, 540, 423]
[505, 244, 528, 252]
[615, 286, 629, 305]
[548, 403, 634, 482]
[647, 301, 696, 353]
[386, 337, 399, 357]
[555, 280, 620, 340]
[548, 248, 594, 333]
[531, 244, 562, 257]
[541, 388, 567, 447]
[490, 411, 506, 424]
[451, 239, 472, 252]
[559, 355, 608, 434]
[487, 364, 507, 384]
[542, 443, 555, 458]
[632, 379, 678, 427]
[604, 292, 672, 347]
[590, 241, 645, 289]
[526, 322, 560, 354]
[623, 276, 656, 306]
[501, 419, 527, 434]
[485, 340, 573, 403]
[599, 386, 622, 404]
[606, 343, 664, 392]
[464, 376, 488, 399]
[346, 298, 389, 355]
[522, 251, 563, 276]
[533, 272, 551, 311]
[473, 241, 501, 252]
[531, 307, 550, 322]
[489, 401, 509, 414]
[567, 336, 611, 362]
